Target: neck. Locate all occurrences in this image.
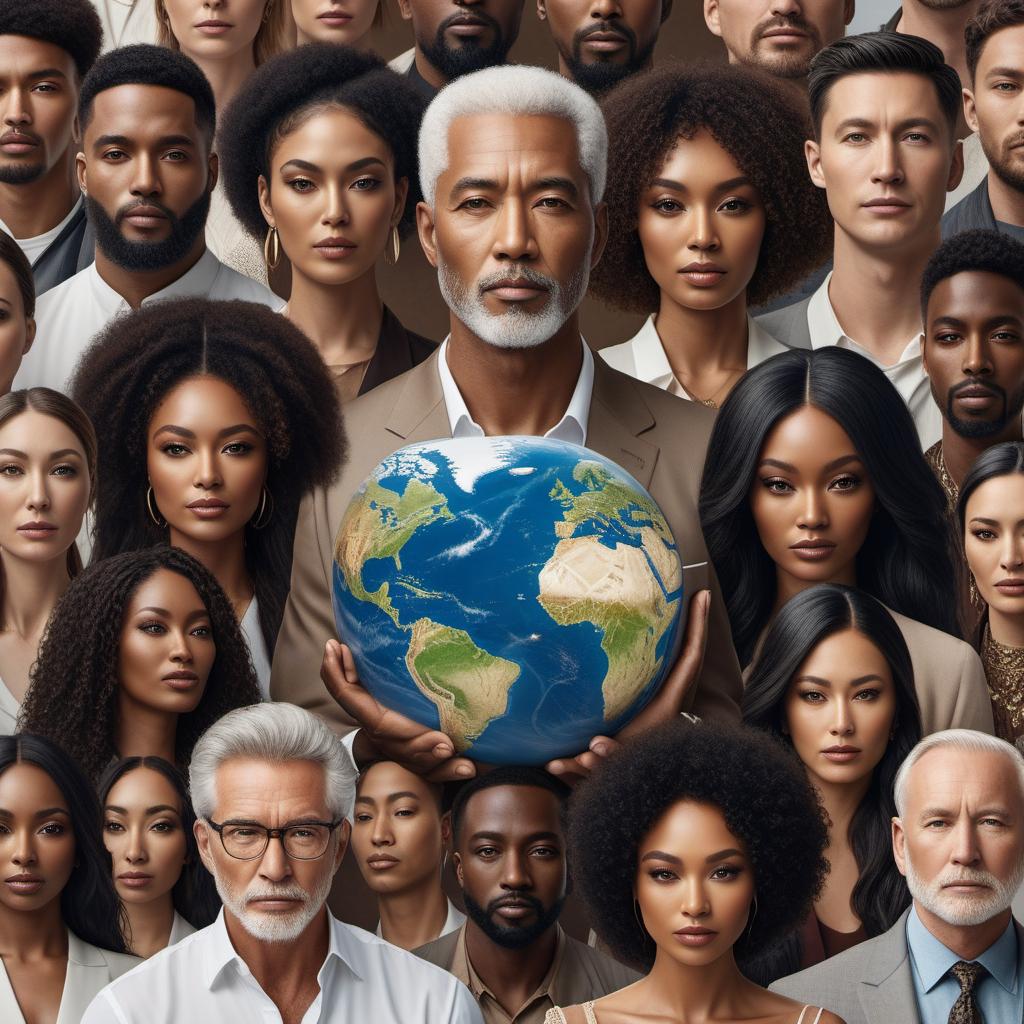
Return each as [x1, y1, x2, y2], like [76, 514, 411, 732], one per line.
[463, 919, 558, 1016]
[123, 894, 176, 959]
[941, 420, 1024, 490]
[913, 901, 1011, 961]
[285, 267, 383, 366]
[635, 945, 756, 1018]
[0, 151, 79, 240]
[446, 317, 583, 436]
[0, 899, 68, 959]
[116, 691, 178, 764]
[168, 527, 252, 610]
[376, 881, 448, 951]
[653, 292, 750, 374]
[896, 3, 974, 92]
[811, 772, 873, 839]
[189, 50, 257, 116]
[987, 605, 1024, 648]
[93, 238, 206, 310]
[774, 561, 858, 613]
[985, 171, 1024, 229]
[0, 551, 72, 637]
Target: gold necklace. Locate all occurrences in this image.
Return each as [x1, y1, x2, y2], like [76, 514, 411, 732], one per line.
[674, 367, 745, 409]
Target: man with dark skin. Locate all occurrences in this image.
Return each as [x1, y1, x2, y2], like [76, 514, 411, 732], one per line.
[415, 769, 637, 1023]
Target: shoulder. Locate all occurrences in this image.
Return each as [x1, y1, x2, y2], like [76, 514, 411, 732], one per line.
[562, 934, 641, 988]
[886, 609, 980, 668]
[941, 180, 988, 237]
[69, 935, 142, 980]
[209, 261, 285, 310]
[770, 925, 898, 997]
[413, 927, 461, 969]
[595, 357, 714, 435]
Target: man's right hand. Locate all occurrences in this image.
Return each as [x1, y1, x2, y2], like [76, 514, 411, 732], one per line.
[320, 639, 478, 782]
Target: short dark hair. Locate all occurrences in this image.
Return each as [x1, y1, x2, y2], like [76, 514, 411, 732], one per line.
[0, 0, 103, 79]
[808, 32, 961, 139]
[450, 766, 571, 844]
[78, 44, 216, 148]
[0, 228, 34, 318]
[966, 0, 1024, 80]
[921, 228, 1024, 319]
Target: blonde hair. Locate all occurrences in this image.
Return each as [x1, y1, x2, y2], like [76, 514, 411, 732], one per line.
[156, 0, 290, 67]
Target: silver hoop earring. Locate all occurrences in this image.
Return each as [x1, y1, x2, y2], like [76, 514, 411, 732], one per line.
[250, 486, 273, 529]
[146, 485, 166, 528]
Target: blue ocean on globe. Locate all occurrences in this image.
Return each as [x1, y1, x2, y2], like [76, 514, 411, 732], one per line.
[331, 436, 684, 765]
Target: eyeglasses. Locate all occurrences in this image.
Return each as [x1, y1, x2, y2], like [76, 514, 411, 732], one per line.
[206, 818, 343, 861]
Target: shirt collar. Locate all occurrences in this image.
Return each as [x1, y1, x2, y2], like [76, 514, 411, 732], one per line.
[454, 923, 567, 1007]
[86, 248, 223, 316]
[437, 336, 593, 446]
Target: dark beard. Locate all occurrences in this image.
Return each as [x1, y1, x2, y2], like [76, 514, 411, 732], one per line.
[418, 11, 512, 81]
[462, 890, 565, 950]
[563, 23, 653, 95]
[980, 130, 1024, 195]
[0, 161, 46, 185]
[940, 378, 1024, 438]
[85, 190, 210, 272]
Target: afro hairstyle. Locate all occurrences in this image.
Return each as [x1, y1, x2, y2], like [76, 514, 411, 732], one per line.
[921, 228, 1024, 318]
[566, 718, 829, 971]
[0, 0, 103, 80]
[219, 43, 427, 241]
[79, 44, 216, 148]
[590, 61, 832, 313]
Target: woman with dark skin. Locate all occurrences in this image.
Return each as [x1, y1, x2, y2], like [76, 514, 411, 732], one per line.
[19, 546, 260, 785]
[741, 585, 921, 983]
[70, 297, 344, 690]
[0, 734, 136, 1024]
[0, 232, 35, 396]
[219, 44, 434, 401]
[548, 719, 843, 1024]
[593, 64, 831, 410]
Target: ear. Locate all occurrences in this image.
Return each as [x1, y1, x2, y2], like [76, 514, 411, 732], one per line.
[392, 176, 410, 228]
[805, 139, 826, 190]
[258, 174, 275, 230]
[333, 819, 351, 875]
[440, 810, 453, 845]
[843, 0, 855, 26]
[397, 0, 413, 20]
[891, 816, 908, 878]
[206, 151, 219, 193]
[537, 0, 547, 20]
[417, 200, 439, 270]
[22, 318, 35, 356]
[76, 152, 87, 195]
[963, 88, 979, 135]
[453, 850, 464, 888]
[590, 201, 609, 270]
[946, 138, 964, 193]
[703, 0, 722, 37]
[72, 113, 83, 146]
[194, 819, 217, 876]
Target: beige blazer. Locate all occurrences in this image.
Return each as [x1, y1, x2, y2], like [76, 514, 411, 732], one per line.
[270, 349, 743, 730]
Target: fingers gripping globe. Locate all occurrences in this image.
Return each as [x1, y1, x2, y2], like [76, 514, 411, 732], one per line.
[331, 437, 684, 765]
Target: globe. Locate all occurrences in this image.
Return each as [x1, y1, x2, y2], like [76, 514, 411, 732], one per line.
[331, 436, 684, 765]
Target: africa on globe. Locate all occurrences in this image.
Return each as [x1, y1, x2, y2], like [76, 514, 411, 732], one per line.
[331, 437, 684, 765]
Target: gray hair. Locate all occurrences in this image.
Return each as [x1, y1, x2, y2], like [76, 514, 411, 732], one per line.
[189, 703, 358, 821]
[893, 729, 1024, 817]
[418, 64, 608, 209]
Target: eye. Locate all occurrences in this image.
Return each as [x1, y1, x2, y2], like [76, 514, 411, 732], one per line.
[39, 821, 66, 836]
[843, 132, 867, 144]
[994, 80, 1020, 92]
[531, 845, 559, 858]
[852, 688, 880, 701]
[537, 196, 568, 209]
[458, 197, 490, 211]
[710, 865, 741, 880]
[163, 150, 189, 162]
[925, 819, 948, 829]
[992, 330, 1020, 343]
[51, 464, 77, 477]
[799, 690, 827, 703]
[980, 817, 1006, 827]
[394, 808, 415, 818]
[648, 868, 678, 882]
[189, 622, 212, 639]
[829, 473, 861, 491]
[151, 820, 178, 833]
[904, 132, 929, 143]
[104, 820, 125, 833]
[102, 149, 127, 161]
[761, 476, 794, 494]
[935, 331, 961, 344]
[139, 620, 168, 635]
[652, 198, 683, 214]
[32, 83, 59, 94]
[222, 441, 254, 456]
[971, 528, 997, 541]
[0, 309, 9, 321]
[474, 845, 498, 857]
[719, 198, 752, 213]
[160, 442, 190, 457]
[353, 812, 372, 823]
[351, 177, 380, 191]
[0, 463, 23, 476]
[286, 177, 316, 193]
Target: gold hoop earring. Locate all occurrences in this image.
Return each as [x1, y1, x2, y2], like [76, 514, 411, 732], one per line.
[264, 226, 280, 270]
[251, 486, 273, 530]
[633, 899, 646, 936]
[385, 226, 401, 265]
[146, 486, 166, 529]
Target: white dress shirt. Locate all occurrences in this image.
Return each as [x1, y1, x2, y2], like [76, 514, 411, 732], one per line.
[83, 909, 484, 1024]
[239, 597, 272, 701]
[167, 912, 195, 949]
[0, 675, 18, 735]
[375, 898, 467, 941]
[805, 274, 940, 448]
[600, 312, 788, 396]
[91, 0, 160, 51]
[15, 248, 285, 394]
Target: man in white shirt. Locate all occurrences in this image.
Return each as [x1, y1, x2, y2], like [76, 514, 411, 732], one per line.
[15, 44, 282, 395]
[83, 703, 482, 1024]
[758, 32, 965, 448]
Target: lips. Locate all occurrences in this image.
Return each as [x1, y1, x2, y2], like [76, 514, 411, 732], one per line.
[318, 8, 352, 22]
[485, 279, 549, 301]
[17, 520, 58, 539]
[162, 670, 199, 691]
[121, 205, 168, 229]
[822, 745, 861, 762]
[673, 927, 717, 947]
[0, 131, 39, 152]
[117, 872, 154, 889]
[314, 237, 357, 259]
[679, 262, 726, 287]
[5, 873, 44, 894]
[994, 578, 1024, 596]
[789, 538, 836, 561]
[366, 853, 400, 870]
[862, 197, 911, 215]
[186, 498, 229, 520]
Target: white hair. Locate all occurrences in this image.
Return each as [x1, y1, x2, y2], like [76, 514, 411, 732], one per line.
[189, 703, 357, 822]
[418, 64, 608, 209]
[893, 729, 1024, 818]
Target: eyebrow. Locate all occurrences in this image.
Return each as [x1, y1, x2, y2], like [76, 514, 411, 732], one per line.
[26, 68, 69, 81]
[833, 116, 941, 134]
[0, 448, 82, 460]
[105, 804, 180, 816]
[640, 847, 743, 864]
[280, 156, 387, 174]
[918, 805, 1011, 819]
[152, 424, 260, 440]
[469, 830, 561, 843]
[134, 606, 209, 621]
[793, 674, 884, 687]
[0, 806, 69, 818]
[931, 315, 1023, 329]
[448, 175, 579, 199]
[93, 133, 196, 149]
[985, 67, 1024, 80]
[649, 175, 752, 192]
[219, 816, 333, 827]
[758, 454, 862, 473]
[355, 790, 423, 805]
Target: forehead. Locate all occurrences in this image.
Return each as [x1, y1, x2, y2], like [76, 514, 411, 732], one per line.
[796, 627, 891, 679]
[0, 762, 67, 812]
[820, 71, 947, 129]
[760, 405, 858, 463]
[150, 375, 255, 428]
[0, 409, 85, 456]
[460, 784, 561, 837]
[357, 760, 434, 801]
[655, 129, 747, 184]
[927, 270, 1024, 320]
[86, 83, 202, 142]
[125, 568, 204, 615]
[106, 766, 182, 810]
[213, 757, 331, 820]
[965, 473, 1024, 518]
[273, 106, 393, 166]
[975, 23, 1024, 74]
[0, 35, 77, 78]
[905, 747, 1024, 811]
[640, 799, 744, 856]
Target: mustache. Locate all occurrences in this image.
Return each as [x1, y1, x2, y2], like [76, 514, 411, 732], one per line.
[573, 19, 636, 47]
[115, 197, 179, 226]
[949, 378, 1006, 401]
[245, 883, 309, 904]
[935, 868, 998, 889]
[485, 891, 545, 915]
[476, 264, 558, 295]
[439, 8, 501, 33]
[752, 14, 819, 42]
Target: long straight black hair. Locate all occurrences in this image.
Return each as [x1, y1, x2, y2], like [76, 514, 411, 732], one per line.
[699, 347, 958, 666]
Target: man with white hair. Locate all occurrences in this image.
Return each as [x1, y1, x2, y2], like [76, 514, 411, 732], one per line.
[771, 729, 1024, 1023]
[81, 704, 483, 1024]
[270, 64, 743, 788]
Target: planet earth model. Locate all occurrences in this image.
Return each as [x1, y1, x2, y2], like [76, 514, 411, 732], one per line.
[331, 436, 683, 765]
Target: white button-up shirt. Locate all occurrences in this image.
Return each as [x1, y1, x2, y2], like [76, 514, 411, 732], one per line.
[82, 909, 483, 1024]
[806, 274, 940, 449]
[15, 248, 285, 394]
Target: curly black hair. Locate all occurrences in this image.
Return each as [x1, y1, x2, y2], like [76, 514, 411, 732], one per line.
[566, 719, 829, 971]
[19, 546, 261, 786]
[0, 0, 103, 80]
[589, 61, 831, 313]
[219, 43, 427, 241]
[921, 228, 1024, 318]
[69, 297, 346, 653]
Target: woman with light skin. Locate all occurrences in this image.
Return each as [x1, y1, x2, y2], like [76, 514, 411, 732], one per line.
[352, 760, 464, 950]
[0, 389, 95, 735]
[292, 0, 381, 46]
[0, 232, 36, 396]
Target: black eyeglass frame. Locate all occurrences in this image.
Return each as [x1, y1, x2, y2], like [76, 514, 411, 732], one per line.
[205, 817, 344, 861]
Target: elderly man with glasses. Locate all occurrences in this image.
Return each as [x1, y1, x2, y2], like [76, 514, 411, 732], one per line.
[81, 703, 483, 1024]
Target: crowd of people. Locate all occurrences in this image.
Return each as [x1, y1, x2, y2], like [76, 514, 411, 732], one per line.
[0, 0, 1022, 1022]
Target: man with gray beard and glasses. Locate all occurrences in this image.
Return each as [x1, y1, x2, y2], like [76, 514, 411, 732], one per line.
[82, 703, 482, 1024]
[772, 729, 1024, 1024]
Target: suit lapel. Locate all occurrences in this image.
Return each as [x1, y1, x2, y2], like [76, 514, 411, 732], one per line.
[858, 911, 920, 1024]
[587, 357, 658, 490]
[384, 349, 451, 444]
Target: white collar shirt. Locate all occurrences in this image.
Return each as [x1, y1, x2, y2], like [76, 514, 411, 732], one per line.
[376, 898, 467, 941]
[82, 909, 483, 1024]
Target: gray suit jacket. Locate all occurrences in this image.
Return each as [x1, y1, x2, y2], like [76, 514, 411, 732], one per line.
[755, 297, 813, 351]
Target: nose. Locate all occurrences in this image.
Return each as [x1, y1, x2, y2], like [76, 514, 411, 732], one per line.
[962, 335, 993, 378]
[589, 0, 622, 19]
[27, 468, 50, 514]
[871, 135, 905, 187]
[2, 87, 29, 127]
[193, 447, 222, 489]
[10, 829, 37, 869]
[169, 627, 195, 666]
[679, 876, 710, 920]
[769, 0, 802, 16]
[500, 850, 531, 891]
[1000, 530, 1024, 573]
[687, 204, 720, 255]
[829, 699, 854, 737]
[322, 182, 349, 228]
[130, 151, 161, 199]
[492, 198, 539, 263]
[258, 833, 294, 883]
[371, 815, 394, 847]
[126, 825, 147, 865]
[949, 818, 981, 868]
[796, 488, 828, 531]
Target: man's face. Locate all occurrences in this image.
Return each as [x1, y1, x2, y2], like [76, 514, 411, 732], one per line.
[399, 0, 525, 82]
[965, 25, 1024, 195]
[923, 270, 1024, 439]
[78, 83, 215, 271]
[538, 0, 663, 94]
[454, 784, 567, 949]
[417, 112, 606, 349]
[893, 746, 1024, 930]
[703, 0, 852, 80]
[806, 72, 960, 254]
[0, 35, 78, 187]
[195, 758, 348, 944]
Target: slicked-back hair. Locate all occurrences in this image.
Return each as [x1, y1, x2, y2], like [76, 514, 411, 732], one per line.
[966, 0, 1024, 80]
[219, 44, 426, 241]
[78, 44, 216, 149]
[808, 32, 961, 140]
[449, 766, 571, 845]
[0, 0, 103, 79]
[699, 347, 959, 668]
[921, 228, 1024, 319]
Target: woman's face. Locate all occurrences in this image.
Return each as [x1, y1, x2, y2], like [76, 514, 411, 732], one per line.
[0, 763, 75, 916]
[162, 0, 266, 61]
[750, 405, 876, 594]
[637, 129, 766, 314]
[118, 569, 216, 717]
[104, 767, 188, 907]
[291, 0, 379, 46]
[0, 409, 90, 567]
[147, 376, 268, 547]
[0, 263, 33, 395]
[259, 107, 404, 289]
[964, 473, 1024, 617]
[783, 627, 897, 791]
[351, 761, 444, 895]
[635, 799, 755, 967]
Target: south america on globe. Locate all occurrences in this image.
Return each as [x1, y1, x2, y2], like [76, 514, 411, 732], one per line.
[331, 436, 684, 765]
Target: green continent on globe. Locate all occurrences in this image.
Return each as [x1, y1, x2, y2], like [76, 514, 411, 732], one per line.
[334, 478, 453, 625]
[404, 618, 521, 751]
